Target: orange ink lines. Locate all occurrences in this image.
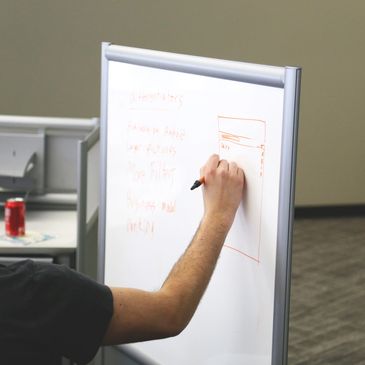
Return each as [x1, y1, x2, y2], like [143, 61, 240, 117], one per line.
[128, 143, 177, 157]
[128, 121, 186, 142]
[127, 192, 176, 214]
[128, 91, 183, 110]
[127, 162, 146, 182]
[221, 131, 252, 143]
[125, 103, 185, 239]
[163, 126, 186, 141]
[218, 115, 267, 263]
[223, 244, 260, 263]
[127, 218, 155, 238]
[150, 161, 176, 185]
[127, 161, 176, 185]
[128, 121, 160, 135]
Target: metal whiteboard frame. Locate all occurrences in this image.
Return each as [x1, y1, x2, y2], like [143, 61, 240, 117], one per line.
[98, 43, 301, 365]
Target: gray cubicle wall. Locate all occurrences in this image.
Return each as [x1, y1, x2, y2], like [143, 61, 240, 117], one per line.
[0, 115, 98, 203]
[77, 125, 100, 278]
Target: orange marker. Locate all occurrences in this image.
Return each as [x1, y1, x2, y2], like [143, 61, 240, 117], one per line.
[190, 177, 205, 190]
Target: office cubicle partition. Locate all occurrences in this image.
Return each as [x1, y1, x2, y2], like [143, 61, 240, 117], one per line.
[0, 115, 99, 267]
[77, 126, 100, 277]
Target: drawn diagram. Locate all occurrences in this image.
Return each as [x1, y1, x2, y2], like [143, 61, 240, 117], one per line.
[218, 116, 266, 262]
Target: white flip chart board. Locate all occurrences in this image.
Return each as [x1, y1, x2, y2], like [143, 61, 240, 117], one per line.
[99, 44, 301, 365]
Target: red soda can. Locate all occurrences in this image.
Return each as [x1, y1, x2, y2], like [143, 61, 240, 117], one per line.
[5, 198, 26, 237]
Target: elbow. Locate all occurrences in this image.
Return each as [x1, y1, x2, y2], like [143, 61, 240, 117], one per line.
[168, 311, 190, 338]
[161, 312, 189, 339]
[158, 292, 191, 338]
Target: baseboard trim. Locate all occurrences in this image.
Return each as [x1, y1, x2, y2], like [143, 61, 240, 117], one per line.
[295, 204, 365, 218]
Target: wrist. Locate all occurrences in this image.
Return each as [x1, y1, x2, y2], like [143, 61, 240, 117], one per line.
[201, 212, 234, 234]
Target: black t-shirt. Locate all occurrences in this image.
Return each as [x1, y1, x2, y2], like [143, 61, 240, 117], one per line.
[0, 260, 113, 365]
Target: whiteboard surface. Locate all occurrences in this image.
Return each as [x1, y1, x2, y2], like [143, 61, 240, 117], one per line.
[103, 58, 285, 364]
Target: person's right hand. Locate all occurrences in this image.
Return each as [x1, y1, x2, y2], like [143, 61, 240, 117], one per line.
[200, 154, 245, 231]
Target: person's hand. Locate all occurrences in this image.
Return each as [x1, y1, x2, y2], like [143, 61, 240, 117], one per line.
[200, 154, 245, 230]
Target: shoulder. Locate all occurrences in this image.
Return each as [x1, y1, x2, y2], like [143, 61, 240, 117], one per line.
[31, 261, 113, 303]
[0, 260, 113, 364]
[0, 259, 35, 275]
[1, 259, 112, 309]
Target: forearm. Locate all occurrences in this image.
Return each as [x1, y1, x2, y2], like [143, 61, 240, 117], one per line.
[160, 214, 230, 331]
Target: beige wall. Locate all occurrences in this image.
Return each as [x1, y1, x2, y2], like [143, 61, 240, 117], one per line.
[1, 0, 364, 206]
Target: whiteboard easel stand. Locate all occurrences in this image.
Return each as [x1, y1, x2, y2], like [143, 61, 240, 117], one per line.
[98, 43, 301, 365]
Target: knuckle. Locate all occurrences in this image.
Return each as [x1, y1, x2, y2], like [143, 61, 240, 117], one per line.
[219, 168, 228, 178]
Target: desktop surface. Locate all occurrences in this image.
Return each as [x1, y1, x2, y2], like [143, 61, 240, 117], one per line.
[0, 209, 77, 255]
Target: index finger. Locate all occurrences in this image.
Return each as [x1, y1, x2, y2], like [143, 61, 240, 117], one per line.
[200, 154, 219, 175]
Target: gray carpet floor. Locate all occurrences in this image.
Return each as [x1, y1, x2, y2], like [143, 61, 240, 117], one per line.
[288, 216, 365, 364]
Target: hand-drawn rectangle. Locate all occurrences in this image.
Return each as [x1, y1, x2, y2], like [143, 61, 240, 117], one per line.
[218, 116, 266, 262]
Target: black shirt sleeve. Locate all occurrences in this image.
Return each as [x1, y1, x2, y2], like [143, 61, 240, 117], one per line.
[0, 260, 113, 365]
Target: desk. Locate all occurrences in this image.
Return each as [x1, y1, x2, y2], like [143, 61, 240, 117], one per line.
[0, 210, 77, 266]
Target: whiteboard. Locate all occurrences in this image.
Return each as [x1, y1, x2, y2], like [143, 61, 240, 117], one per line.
[99, 44, 301, 365]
